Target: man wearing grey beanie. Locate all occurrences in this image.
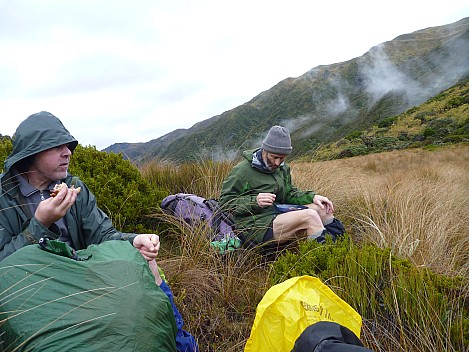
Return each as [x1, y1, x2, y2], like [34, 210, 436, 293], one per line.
[219, 125, 345, 247]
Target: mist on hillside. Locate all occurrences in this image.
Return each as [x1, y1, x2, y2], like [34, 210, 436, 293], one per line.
[292, 30, 468, 143]
[110, 18, 469, 163]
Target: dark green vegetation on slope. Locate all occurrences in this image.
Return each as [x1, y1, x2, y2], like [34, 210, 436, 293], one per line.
[312, 77, 469, 159]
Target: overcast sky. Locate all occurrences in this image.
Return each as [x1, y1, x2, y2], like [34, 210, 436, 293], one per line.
[1, 1, 468, 150]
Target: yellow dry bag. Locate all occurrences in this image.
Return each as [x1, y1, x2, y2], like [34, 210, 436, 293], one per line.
[244, 275, 362, 352]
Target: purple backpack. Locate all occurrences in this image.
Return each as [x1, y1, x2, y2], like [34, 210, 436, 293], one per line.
[160, 193, 242, 252]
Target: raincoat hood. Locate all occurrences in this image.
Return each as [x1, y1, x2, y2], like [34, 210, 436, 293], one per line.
[4, 111, 78, 174]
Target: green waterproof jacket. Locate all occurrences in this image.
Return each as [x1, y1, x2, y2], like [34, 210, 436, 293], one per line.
[0, 111, 137, 261]
[219, 149, 315, 243]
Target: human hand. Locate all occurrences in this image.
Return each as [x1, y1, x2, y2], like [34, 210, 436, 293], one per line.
[256, 192, 276, 207]
[313, 194, 334, 214]
[133, 234, 160, 261]
[35, 185, 79, 227]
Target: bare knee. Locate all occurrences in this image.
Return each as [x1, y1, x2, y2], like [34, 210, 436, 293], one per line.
[306, 204, 334, 224]
[303, 209, 323, 228]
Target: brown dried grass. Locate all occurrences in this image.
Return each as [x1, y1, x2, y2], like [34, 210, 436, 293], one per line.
[292, 145, 469, 277]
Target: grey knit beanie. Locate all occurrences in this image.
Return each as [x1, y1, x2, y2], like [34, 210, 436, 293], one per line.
[261, 125, 292, 155]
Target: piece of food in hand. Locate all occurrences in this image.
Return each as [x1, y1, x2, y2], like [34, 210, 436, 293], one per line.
[50, 183, 82, 197]
[50, 183, 66, 197]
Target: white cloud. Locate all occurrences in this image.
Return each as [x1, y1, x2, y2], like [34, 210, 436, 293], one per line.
[0, 0, 468, 149]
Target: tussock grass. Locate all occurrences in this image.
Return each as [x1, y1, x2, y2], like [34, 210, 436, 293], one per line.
[154, 213, 271, 351]
[141, 159, 236, 199]
[292, 145, 469, 278]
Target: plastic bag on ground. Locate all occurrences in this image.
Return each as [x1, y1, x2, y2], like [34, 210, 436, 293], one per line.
[244, 275, 362, 352]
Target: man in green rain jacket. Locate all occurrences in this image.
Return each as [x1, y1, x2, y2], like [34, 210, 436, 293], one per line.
[0, 111, 199, 351]
[219, 125, 345, 245]
[0, 111, 159, 261]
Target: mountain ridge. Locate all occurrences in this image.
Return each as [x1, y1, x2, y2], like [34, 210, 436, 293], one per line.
[104, 17, 469, 164]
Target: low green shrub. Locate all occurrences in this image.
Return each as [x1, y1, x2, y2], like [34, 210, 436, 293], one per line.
[423, 127, 436, 138]
[345, 130, 363, 140]
[446, 96, 468, 109]
[0, 136, 13, 171]
[378, 116, 398, 128]
[0, 140, 167, 233]
[443, 134, 469, 143]
[270, 236, 468, 351]
[414, 111, 436, 123]
[69, 146, 167, 232]
[337, 145, 368, 158]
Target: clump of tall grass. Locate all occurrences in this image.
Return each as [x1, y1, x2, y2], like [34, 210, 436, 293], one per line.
[291, 146, 469, 278]
[141, 159, 236, 199]
[154, 212, 270, 352]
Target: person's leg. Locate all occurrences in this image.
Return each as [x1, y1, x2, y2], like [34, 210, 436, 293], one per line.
[306, 203, 335, 225]
[306, 203, 346, 241]
[273, 209, 324, 242]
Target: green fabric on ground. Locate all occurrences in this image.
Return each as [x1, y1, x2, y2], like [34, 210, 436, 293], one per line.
[0, 240, 177, 352]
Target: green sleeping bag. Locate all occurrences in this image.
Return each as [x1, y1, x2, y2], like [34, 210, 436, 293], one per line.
[0, 240, 177, 352]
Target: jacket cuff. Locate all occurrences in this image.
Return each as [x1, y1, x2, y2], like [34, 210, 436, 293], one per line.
[25, 217, 60, 243]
